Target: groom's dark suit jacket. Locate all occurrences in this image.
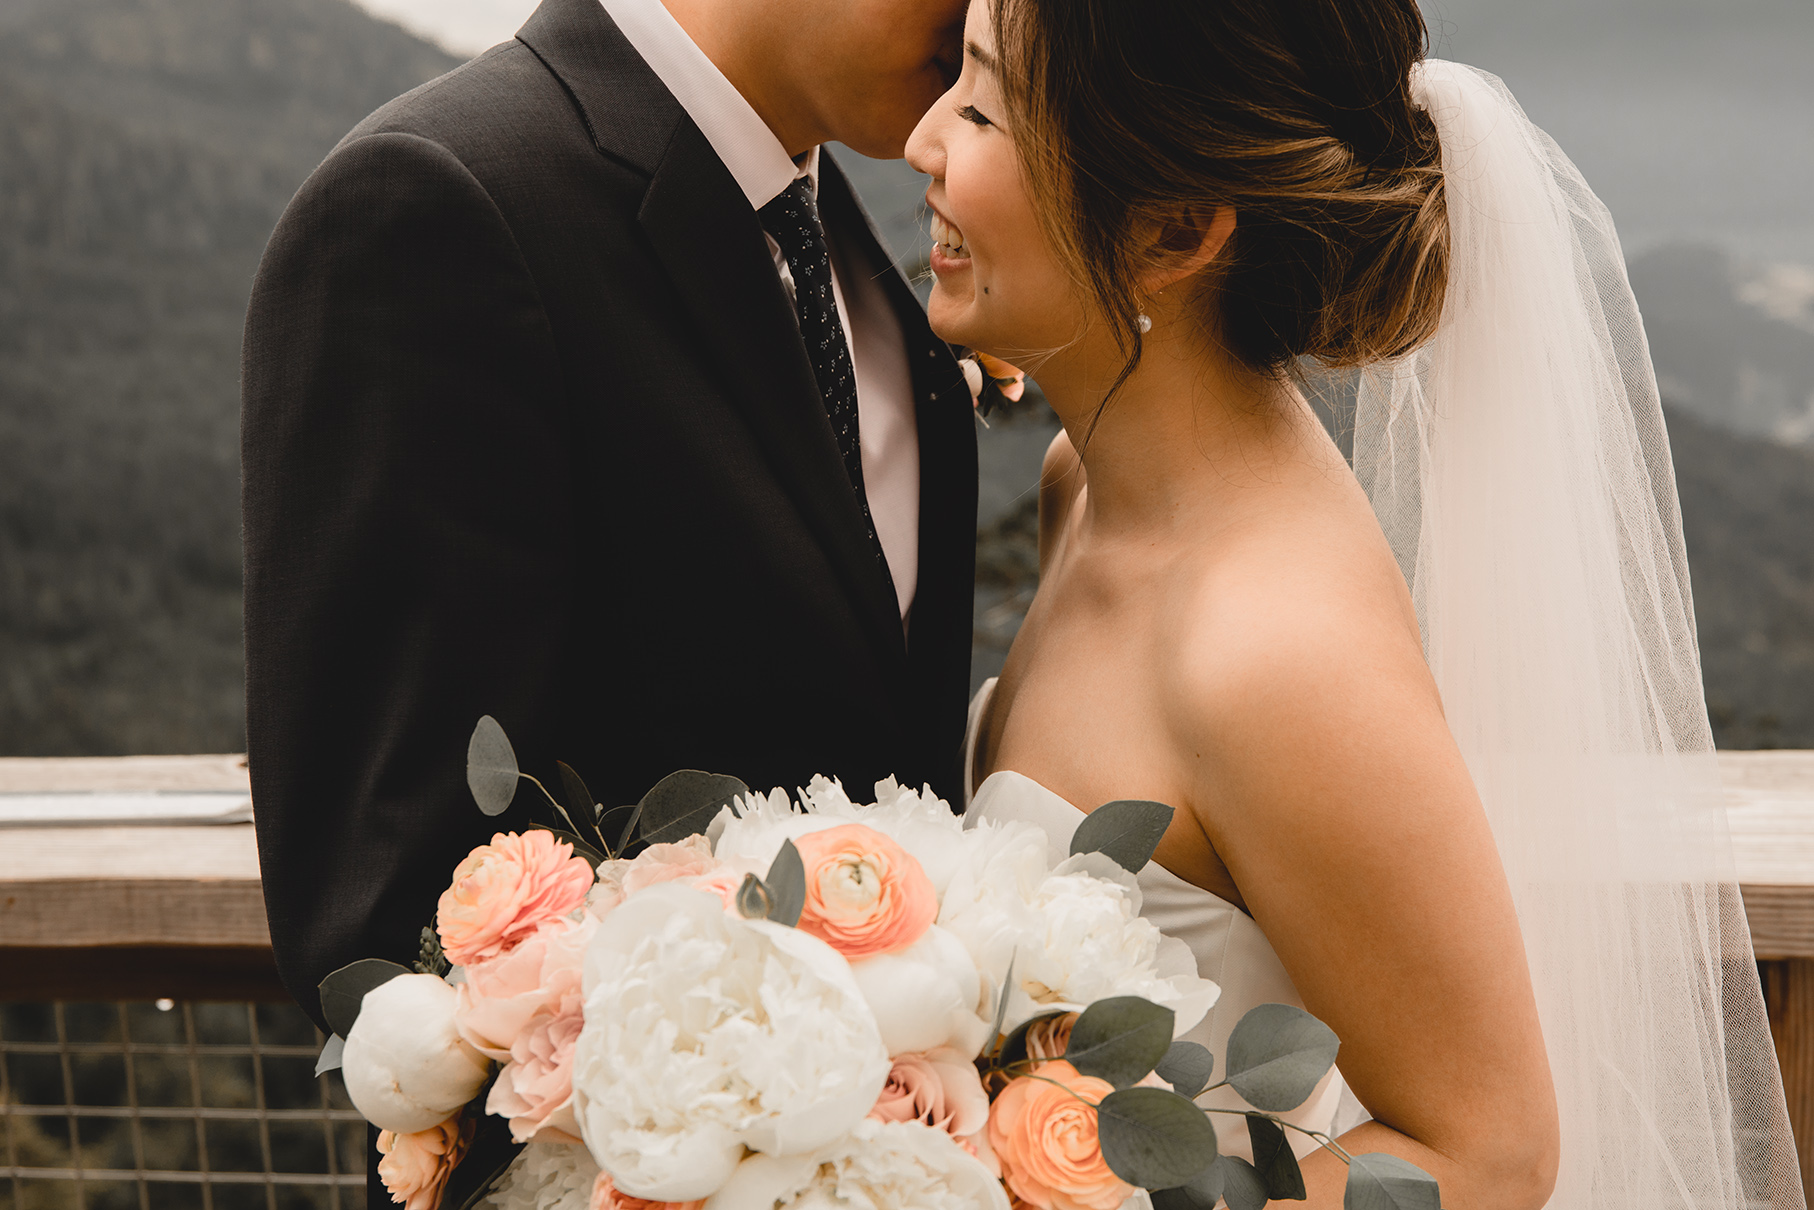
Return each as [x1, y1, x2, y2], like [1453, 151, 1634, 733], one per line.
[242, 0, 974, 1053]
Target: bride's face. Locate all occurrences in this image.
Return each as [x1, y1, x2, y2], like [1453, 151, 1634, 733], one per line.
[904, 0, 1089, 361]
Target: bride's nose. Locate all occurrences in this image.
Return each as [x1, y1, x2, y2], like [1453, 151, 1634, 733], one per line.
[905, 104, 947, 181]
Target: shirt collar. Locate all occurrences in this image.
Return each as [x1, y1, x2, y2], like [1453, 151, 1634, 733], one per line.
[596, 0, 817, 209]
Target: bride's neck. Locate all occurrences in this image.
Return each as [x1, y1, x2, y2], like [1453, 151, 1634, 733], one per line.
[1037, 325, 1304, 537]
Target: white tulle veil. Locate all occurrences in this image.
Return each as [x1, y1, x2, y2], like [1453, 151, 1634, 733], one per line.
[1351, 60, 1804, 1207]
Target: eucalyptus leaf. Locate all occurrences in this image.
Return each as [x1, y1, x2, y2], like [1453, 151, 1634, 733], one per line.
[1065, 996, 1176, 1088]
[1225, 1003, 1341, 1112]
[736, 873, 774, 920]
[597, 806, 636, 855]
[638, 770, 749, 846]
[1070, 799, 1175, 873]
[556, 761, 597, 823]
[613, 801, 645, 854]
[1155, 1040, 1215, 1099]
[1246, 1114, 1307, 1200]
[1150, 1160, 1227, 1210]
[318, 958, 412, 1039]
[466, 715, 519, 816]
[313, 1034, 345, 1077]
[765, 840, 806, 928]
[1095, 1087, 1220, 1190]
[530, 824, 606, 869]
[989, 952, 1018, 1044]
[1218, 1156, 1269, 1210]
[999, 1010, 1072, 1068]
[1343, 1154, 1441, 1210]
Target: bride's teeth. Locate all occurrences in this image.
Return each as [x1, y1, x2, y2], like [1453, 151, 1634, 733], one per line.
[929, 213, 969, 258]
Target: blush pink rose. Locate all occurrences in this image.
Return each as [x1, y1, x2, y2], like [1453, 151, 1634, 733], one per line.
[456, 915, 594, 1060]
[868, 1048, 990, 1138]
[988, 1061, 1131, 1210]
[487, 983, 585, 1142]
[437, 831, 595, 966]
[375, 1115, 473, 1210]
[590, 1171, 704, 1210]
[589, 836, 723, 917]
[793, 824, 937, 960]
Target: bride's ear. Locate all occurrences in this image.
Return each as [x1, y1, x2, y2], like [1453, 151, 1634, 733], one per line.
[1137, 205, 1237, 294]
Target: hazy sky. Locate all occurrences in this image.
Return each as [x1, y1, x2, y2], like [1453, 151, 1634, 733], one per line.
[352, 0, 1814, 264]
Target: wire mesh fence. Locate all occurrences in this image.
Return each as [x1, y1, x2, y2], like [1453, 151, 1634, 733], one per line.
[1, 1001, 365, 1210]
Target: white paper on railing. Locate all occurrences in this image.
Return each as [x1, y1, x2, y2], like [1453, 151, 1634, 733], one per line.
[0, 791, 253, 827]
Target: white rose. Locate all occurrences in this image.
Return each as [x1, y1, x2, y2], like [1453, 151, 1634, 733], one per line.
[849, 924, 990, 1058]
[341, 973, 491, 1134]
[702, 1119, 1010, 1210]
[572, 884, 890, 1203]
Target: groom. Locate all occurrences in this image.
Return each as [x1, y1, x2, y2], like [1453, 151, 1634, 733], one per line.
[240, 0, 974, 1184]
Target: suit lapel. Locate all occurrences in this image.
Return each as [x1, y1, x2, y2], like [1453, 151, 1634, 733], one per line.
[517, 0, 909, 676]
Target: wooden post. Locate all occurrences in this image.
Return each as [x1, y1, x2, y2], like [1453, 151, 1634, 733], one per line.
[1762, 959, 1814, 1194]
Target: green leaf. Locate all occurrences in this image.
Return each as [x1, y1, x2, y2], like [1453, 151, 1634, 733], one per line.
[318, 958, 412, 1039]
[1095, 1087, 1220, 1190]
[1344, 1154, 1441, 1210]
[1225, 1003, 1341, 1112]
[998, 1009, 1071, 1068]
[1218, 1156, 1269, 1210]
[989, 951, 1018, 1044]
[529, 824, 606, 870]
[765, 839, 806, 928]
[736, 873, 774, 920]
[1247, 1114, 1307, 1200]
[466, 716, 519, 816]
[1155, 1040, 1214, 1099]
[1070, 799, 1175, 873]
[638, 770, 749, 847]
[313, 1034, 345, 1077]
[1150, 1160, 1226, 1210]
[556, 761, 598, 823]
[1065, 996, 1175, 1088]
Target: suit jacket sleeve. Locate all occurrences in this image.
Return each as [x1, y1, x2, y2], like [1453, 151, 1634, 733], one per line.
[241, 130, 575, 1027]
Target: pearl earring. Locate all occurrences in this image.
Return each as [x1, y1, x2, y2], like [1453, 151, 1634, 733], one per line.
[1137, 313, 1152, 334]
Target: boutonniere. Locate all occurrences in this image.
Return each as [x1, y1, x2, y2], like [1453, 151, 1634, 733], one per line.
[961, 351, 1027, 425]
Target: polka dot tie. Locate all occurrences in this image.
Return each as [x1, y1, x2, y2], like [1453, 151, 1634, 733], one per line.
[759, 178, 890, 578]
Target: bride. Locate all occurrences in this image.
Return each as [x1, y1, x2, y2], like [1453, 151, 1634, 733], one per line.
[907, 0, 1802, 1207]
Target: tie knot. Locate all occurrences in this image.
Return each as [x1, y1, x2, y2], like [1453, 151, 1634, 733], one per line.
[758, 177, 824, 249]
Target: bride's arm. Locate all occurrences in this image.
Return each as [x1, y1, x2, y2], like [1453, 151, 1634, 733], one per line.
[1037, 427, 1084, 572]
[1170, 572, 1560, 1210]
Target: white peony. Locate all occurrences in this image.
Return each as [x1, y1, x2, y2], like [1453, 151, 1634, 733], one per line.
[849, 924, 990, 1058]
[711, 776, 969, 895]
[702, 1119, 1010, 1210]
[571, 884, 890, 1203]
[341, 973, 491, 1134]
[476, 1138, 597, 1210]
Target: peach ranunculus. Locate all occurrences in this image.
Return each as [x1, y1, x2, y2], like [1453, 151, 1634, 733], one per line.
[588, 835, 723, 917]
[375, 1114, 474, 1210]
[455, 915, 594, 1060]
[793, 823, 937, 960]
[437, 831, 595, 966]
[590, 1171, 704, 1210]
[987, 1060, 1132, 1210]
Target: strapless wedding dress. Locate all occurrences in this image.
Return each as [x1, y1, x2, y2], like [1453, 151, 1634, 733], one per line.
[963, 679, 1361, 1163]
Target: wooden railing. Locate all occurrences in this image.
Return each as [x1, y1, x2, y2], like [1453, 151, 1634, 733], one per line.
[5, 751, 1814, 1188]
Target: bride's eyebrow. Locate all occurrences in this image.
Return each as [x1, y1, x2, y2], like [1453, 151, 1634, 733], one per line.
[965, 40, 997, 71]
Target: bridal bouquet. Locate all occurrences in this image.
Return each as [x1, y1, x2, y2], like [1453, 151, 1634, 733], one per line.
[315, 718, 1439, 1210]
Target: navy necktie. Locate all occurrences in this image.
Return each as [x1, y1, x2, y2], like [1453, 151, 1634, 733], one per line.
[758, 177, 891, 583]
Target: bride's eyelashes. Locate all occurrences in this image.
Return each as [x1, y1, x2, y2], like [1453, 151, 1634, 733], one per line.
[957, 104, 995, 128]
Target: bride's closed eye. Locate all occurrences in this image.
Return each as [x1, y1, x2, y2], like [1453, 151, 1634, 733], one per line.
[957, 104, 994, 128]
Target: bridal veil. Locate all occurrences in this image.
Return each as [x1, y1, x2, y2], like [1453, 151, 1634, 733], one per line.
[1352, 60, 1803, 1207]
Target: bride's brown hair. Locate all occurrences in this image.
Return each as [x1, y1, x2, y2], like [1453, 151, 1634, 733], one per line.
[992, 0, 1448, 382]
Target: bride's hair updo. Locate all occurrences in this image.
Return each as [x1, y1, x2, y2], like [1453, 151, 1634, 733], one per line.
[993, 0, 1449, 378]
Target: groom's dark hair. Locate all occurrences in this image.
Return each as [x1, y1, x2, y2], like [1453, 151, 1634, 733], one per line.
[993, 0, 1449, 389]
